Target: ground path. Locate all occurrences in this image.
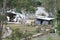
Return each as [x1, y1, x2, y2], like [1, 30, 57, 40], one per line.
[31, 33, 58, 40]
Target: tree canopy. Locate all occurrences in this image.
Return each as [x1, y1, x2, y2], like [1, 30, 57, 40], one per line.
[3, 0, 38, 13]
[0, 0, 43, 13]
[0, 0, 60, 13]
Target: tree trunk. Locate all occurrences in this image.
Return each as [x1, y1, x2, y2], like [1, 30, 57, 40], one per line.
[0, 21, 3, 40]
[3, 0, 6, 14]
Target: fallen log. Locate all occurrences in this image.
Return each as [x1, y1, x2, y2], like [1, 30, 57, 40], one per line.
[32, 33, 43, 38]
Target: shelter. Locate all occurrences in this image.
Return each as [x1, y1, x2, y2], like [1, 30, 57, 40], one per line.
[35, 7, 54, 25]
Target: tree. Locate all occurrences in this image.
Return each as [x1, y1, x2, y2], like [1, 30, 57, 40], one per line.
[0, 0, 38, 13]
[0, 0, 7, 40]
[0, 0, 3, 8]
[57, 10, 60, 35]
[38, 0, 57, 16]
[0, 14, 7, 40]
[5, 0, 37, 13]
[11, 0, 36, 12]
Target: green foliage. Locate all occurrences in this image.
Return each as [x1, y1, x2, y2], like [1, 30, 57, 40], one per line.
[57, 10, 60, 17]
[47, 35, 53, 40]
[0, 14, 7, 40]
[10, 28, 23, 40]
[0, 14, 7, 21]
[26, 6, 37, 13]
[23, 32, 33, 38]
[56, 0, 60, 10]
[9, 28, 33, 40]
[57, 23, 60, 31]
[6, 0, 37, 13]
[0, 0, 38, 13]
[23, 30, 33, 40]
[57, 22, 60, 35]
[36, 27, 41, 33]
[14, 28, 23, 38]
[40, 0, 56, 12]
[57, 10, 60, 35]
[39, 0, 60, 12]
[0, 0, 60, 11]
[0, 0, 3, 8]
[10, 30, 16, 40]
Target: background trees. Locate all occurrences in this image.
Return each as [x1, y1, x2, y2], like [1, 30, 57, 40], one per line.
[3, 0, 38, 13]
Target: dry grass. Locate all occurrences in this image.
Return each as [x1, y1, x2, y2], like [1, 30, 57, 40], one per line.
[56, 36, 60, 40]
[5, 23, 36, 32]
[4, 24, 60, 40]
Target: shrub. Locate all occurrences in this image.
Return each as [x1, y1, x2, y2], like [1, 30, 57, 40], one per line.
[47, 36, 53, 40]
[36, 26, 41, 33]
[57, 22, 60, 35]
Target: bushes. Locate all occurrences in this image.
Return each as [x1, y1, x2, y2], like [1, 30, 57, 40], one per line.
[8, 28, 23, 40]
[57, 10, 60, 35]
[47, 36, 53, 40]
[36, 26, 41, 33]
[9, 28, 33, 40]
[57, 22, 60, 35]
[0, 14, 7, 21]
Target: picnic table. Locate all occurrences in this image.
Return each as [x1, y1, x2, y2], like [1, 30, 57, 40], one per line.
[36, 16, 55, 25]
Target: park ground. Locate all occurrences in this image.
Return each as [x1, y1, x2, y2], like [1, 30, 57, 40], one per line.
[3, 23, 60, 40]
